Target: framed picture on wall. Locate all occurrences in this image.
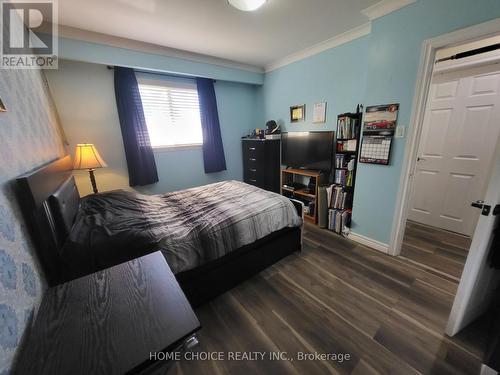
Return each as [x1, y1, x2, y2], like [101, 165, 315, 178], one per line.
[290, 104, 305, 123]
[313, 102, 327, 123]
[363, 103, 399, 134]
[0, 98, 6, 112]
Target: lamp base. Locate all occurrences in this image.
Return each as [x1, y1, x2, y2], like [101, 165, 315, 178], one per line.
[88, 169, 99, 194]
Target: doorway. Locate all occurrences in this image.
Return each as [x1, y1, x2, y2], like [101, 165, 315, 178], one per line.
[400, 53, 500, 279]
[387, 21, 500, 373]
[407, 63, 500, 237]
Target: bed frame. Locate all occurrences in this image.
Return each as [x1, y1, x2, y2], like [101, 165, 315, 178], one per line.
[16, 156, 302, 306]
[16, 156, 73, 286]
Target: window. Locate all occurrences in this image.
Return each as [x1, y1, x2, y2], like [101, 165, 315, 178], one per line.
[138, 76, 203, 148]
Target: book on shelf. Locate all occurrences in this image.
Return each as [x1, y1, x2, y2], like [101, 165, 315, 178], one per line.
[336, 139, 357, 152]
[335, 154, 356, 169]
[328, 209, 352, 234]
[327, 185, 351, 210]
[337, 116, 358, 139]
[335, 154, 344, 169]
[334, 170, 353, 187]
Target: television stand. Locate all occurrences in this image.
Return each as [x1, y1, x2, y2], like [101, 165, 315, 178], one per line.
[281, 168, 327, 224]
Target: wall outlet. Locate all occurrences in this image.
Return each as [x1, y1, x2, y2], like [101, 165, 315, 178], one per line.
[395, 126, 405, 138]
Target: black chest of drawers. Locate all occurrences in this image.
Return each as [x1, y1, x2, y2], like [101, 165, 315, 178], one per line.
[242, 138, 280, 193]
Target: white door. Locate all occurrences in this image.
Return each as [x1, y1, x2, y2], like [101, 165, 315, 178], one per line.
[446, 133, 500, 336]
[408, 63, 500, 236]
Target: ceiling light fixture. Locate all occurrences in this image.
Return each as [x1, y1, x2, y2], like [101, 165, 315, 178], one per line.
[228, 0, 267, 12]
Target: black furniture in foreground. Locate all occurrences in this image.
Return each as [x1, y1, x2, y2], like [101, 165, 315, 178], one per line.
[484, 286, 500, 372]
[178, 225, 301, 306]
[14, 252, 200, 375]
[242, 138, 281, 193]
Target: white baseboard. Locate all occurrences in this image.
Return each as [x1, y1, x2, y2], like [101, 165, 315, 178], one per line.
[348, 232, 390, 254]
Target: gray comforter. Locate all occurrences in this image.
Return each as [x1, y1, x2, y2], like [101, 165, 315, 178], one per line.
[62, 180, 302, 276]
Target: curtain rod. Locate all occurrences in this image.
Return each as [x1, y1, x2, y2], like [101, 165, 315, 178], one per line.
[436, 43, 500, 63]
[106, 65, 216, 82]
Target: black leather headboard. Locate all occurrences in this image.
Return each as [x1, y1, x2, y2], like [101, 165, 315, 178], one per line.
[49, 176, 80, 243]
[16, 156, 73, 286]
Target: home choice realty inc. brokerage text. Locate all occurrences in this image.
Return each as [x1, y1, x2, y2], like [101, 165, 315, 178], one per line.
[151, 351, 352, 363]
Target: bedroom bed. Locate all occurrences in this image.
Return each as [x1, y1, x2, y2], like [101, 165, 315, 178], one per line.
[16, 156, 303, 306]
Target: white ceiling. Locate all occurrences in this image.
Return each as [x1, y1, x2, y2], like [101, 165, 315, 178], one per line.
[58, 0, 380, 69]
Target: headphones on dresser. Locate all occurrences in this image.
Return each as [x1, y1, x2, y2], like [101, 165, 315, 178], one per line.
[266, 120, 280, 134]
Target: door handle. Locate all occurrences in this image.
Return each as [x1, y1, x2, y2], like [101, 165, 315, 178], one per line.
[417, 157, 426, 162]
[471, 200, 491, 216]
[471, 200, 484, 209]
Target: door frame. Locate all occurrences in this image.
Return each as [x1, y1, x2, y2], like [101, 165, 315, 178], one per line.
[389, 17, 500, 256]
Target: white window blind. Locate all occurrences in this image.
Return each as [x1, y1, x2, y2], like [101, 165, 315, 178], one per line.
[138, 77, 203, 148]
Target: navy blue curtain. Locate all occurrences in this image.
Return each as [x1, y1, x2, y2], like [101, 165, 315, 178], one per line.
[114, 67, 159, 186]
[196, 78, 227, 173]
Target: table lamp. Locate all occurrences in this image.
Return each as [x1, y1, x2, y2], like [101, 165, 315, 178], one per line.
[73, 144, 107, 194]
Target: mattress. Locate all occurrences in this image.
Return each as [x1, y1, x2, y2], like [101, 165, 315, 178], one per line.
[61, 180, 302, 276]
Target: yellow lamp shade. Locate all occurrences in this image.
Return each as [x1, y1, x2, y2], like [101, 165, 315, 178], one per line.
[73, 144, 107, 170]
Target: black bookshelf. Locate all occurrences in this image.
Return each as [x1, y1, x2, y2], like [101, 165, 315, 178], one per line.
[328, 106, 363, 235]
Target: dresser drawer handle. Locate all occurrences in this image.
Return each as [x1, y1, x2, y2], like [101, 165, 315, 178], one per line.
[250, 168, 257, 172]
[249, 147, 256, 151]
[249, 179, 257, 183]
[249, 158, 257, 161]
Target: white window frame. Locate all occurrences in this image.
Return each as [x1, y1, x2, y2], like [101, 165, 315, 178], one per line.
[137, 75, 203, 150]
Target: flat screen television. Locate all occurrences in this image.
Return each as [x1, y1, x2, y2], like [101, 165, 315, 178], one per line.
[282, 131, 334, 171]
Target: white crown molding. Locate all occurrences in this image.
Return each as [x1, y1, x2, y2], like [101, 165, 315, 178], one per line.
[57, 25, 265, 74]
[361, 0, 416, 21]
[347, 232, 390, 254]
[58, 0, 415, 76]
[265, 23, 371, 72]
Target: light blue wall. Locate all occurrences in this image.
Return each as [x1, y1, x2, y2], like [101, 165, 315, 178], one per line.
[263, 36, 369, 132]
[58, 37, 264, 85]
[354, 0, 500, 244]
[45, 60, 260, 196]
[263, 0, 500, 244]
[50, 0, 500, 243]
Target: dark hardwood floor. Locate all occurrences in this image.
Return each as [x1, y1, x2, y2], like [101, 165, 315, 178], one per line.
[401, 221, 471, 280]
[168, 223, 486, 375]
